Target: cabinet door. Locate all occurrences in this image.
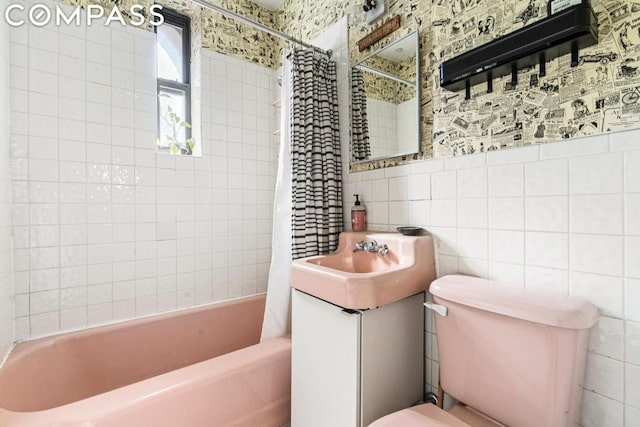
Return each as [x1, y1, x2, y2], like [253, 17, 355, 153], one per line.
[292, 290, 361, 427]
[360, 293, 424, 425]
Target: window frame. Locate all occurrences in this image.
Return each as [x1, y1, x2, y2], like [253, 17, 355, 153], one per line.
[155, 7, 192, 154]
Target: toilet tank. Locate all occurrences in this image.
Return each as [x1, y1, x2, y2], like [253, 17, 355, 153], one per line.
[430, 275, 598, 427]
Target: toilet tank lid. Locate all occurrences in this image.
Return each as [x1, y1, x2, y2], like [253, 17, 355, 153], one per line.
[430, 275, 599, 329]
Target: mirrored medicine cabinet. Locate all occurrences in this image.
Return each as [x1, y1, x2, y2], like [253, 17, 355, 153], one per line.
[350, 30, 420, 164]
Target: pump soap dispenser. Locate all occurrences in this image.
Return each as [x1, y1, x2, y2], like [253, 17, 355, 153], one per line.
[351, 194, 366, 232]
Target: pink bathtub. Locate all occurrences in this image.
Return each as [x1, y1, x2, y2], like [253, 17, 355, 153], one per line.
[0, 294, 291, 427]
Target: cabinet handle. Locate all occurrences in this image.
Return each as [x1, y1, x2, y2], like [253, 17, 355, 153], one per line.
[341, 308, 360, 316]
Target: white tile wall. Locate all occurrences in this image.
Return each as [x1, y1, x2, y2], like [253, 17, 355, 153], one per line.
[8, 10, 278, 339]
[396, 99, 416, 154]
[366, 98, 397, 158]
[360, 98, 417, 157]
[345, 131, 640, 426]
[0, 10, 14, 363]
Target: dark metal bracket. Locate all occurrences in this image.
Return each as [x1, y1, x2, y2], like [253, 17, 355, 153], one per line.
[439, 3, 598, 98]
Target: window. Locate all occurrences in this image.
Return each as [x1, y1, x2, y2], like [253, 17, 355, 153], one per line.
[155, 8, 194, 155]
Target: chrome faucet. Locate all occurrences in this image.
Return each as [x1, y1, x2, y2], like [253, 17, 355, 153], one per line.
[377, 243, 389, 257]
[365, 240, 379, 253]
[354, 241, 367, 252]
[353, 240, 389, 257]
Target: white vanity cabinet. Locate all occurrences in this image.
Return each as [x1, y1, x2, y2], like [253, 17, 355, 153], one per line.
[291, 289, 424, 427]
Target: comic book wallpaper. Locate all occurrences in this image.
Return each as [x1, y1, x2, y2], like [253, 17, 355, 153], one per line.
[280, 0, 640, 166]
[431, 0, 640, 156]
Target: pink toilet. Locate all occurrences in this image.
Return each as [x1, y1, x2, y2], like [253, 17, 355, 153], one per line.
[371, 274, 599, 427]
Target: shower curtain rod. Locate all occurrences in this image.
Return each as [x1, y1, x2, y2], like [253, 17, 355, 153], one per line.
[354, 64, 414, 86]
[189, 0, 331, 57]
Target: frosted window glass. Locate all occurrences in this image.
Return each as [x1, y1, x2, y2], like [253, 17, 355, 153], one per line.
[157, 86, 189, 154]
[157, 23, 184, 82]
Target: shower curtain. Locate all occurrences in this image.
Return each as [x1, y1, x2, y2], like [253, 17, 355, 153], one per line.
[261, 56, 293, 342]
[290, 48, 343, 259]
[351, 67, 371, 161]
[261, 48, 342, 341]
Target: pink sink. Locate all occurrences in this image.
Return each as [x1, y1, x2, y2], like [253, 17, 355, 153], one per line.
[291, 232, 436, 309]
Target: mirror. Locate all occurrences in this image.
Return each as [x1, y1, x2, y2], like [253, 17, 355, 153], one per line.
[351, 30, 419, 163]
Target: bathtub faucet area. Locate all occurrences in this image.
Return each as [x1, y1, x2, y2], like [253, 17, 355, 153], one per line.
[353, 240, 389, 257]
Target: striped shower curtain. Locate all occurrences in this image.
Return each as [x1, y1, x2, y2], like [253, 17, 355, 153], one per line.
[289, 48, 343, 259]
[351, 67, 371, 161]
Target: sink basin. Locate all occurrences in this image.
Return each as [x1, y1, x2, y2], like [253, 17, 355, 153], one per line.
[291, 231, 436, 309]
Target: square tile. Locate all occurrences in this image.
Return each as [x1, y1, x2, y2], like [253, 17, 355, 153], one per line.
[431, 171, 457, 199]
[626, 150, 640, 193]
[570, 234, 623, 276]
[489, 197, 524, 230]
[525, 158, 568, 196]
[570, 153, 623, 195]
[457, 258, 488, 278]
[29, 159, 58, 181]
[626, 320, 640, 365]
[627, 236, 640, 278]
[570, 194, 623, 235]
[29, 70, 58, 97]
[584, 352, 623, 401]
[388, 201, 409, 226]
[627, 193, 640, 235]
[488, 163, 524, 197]
[458, 198, 487, 229]
[29, 181, 58, 203]
[524, 196, 568, 232]
[29, 92, 58, 117]
[588, 316, 623, 360]
[431, 199, 457, 227]
[626, 363, 640, 408]
[626, 405, 640, 427]
[30, 204, 59, 226]
[627, 278, 640, 322]
[29, 268, 60, 292]
[30, 290, 60, 314]
[457, 167, 487, 198]
[457, 228, 488, 259]
[388, 176, 408, 201]
[525, 265, 569, 294]
[30, 225, 59, 248]
[487, 261, 524, 285]
[580, 390, 623, 427]
[30, 312, 60, 337]
[408, 200, 430, 226]
[431, 227, 458, 257]
[525, 231, 568, 269]
[489, 230, 524, 264]
[370, 179, 388, 202]
[571, 271, 623, 317]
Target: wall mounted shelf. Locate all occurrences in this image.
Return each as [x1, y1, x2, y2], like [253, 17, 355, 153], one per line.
[439, 3, 598, 98]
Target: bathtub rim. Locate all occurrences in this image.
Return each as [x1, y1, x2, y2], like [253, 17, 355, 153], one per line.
[0, 293, 291, 426]
[6, 292, 267, 361]
[0, 335, 291, 425]
[0, 293, 268, 413]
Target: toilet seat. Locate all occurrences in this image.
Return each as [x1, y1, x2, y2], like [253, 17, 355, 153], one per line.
[369, 403, 503, 427]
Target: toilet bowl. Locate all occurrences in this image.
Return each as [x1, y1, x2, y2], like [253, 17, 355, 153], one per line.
[369, 275, 599, 427]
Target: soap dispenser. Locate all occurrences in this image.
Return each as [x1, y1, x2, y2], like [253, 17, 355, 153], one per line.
[351, 194, 366, 231]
